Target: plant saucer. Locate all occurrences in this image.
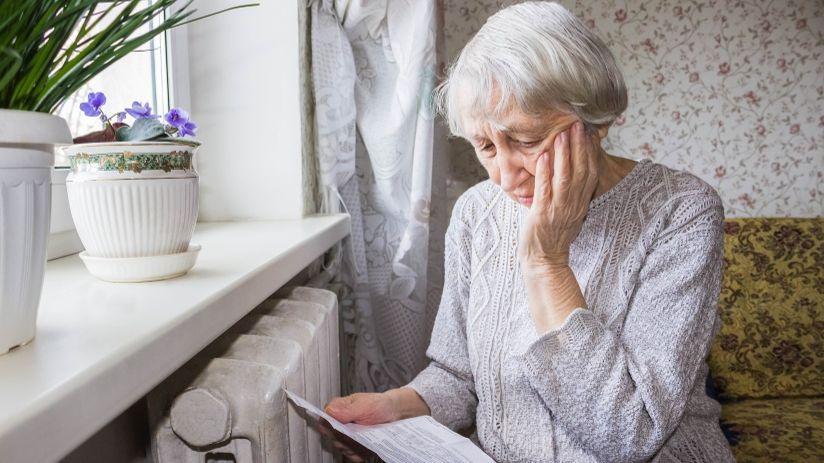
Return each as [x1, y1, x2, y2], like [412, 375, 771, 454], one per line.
[79, 244, 201, 283]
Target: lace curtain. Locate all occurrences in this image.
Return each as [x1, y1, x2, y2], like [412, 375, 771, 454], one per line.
[309, 0, 450, 393]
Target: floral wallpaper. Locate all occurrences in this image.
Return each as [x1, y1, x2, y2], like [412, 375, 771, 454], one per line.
[442, 0, 824, 217]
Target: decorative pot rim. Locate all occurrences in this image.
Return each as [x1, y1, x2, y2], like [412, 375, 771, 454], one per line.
[66, 150, 196, 177]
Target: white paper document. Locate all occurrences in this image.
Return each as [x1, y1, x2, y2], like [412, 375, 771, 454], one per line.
[285, 389, 493, 463]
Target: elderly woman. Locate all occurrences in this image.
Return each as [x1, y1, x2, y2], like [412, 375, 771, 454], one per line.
[324, 2, 735, 462]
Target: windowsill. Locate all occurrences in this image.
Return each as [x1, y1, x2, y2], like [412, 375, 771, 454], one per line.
[0, 215, 350, 463]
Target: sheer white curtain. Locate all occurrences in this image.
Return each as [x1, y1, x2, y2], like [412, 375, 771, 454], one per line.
[310, 0, 448, 393]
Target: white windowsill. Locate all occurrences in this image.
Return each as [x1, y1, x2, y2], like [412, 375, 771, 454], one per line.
[0, 215, 350, 463]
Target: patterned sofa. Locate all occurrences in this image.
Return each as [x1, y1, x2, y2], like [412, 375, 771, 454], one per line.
[708, 218, 823, 462]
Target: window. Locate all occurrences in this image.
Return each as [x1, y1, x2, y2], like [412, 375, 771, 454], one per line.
[53, 2, 170, 166]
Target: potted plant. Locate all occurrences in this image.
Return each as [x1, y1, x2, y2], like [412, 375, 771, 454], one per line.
[61, 95, 201, 282]
[0, 1, 252, 354]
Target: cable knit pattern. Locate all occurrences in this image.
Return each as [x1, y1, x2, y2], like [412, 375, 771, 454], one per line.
[407, 159, 737, 462]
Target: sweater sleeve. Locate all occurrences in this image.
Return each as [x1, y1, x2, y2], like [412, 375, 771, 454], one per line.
[405, 198, 477, 431]
[519, 192, 725, 462]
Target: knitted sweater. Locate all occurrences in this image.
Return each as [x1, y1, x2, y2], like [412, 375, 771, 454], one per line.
[407, 159, 736, 462]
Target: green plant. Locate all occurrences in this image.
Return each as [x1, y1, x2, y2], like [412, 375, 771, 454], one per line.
[0, 0, 254, 113]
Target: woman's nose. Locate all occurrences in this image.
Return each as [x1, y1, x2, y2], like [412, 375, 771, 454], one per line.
[496, 153, 525, 193]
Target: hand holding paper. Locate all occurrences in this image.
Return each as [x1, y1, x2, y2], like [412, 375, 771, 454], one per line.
[285, 390, 493, 463]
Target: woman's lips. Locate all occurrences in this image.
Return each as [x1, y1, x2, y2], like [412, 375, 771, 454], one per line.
[517, 196, 533, 206]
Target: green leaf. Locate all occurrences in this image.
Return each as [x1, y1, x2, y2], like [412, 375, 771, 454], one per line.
[0, 1, 257, 112]
[0, 47, 23, 93]
[115, 118, 166, 142]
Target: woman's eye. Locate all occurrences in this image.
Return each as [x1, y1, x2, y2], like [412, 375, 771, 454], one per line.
[480, 144, 495, 153]
[518, 140, 540, 148]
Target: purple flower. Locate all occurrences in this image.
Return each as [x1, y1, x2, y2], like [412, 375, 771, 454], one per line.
[124, 101, 157, 119]
[178, 120, 197, 137]
[164, 108, 189, 128]
[79, 92, 106, 117]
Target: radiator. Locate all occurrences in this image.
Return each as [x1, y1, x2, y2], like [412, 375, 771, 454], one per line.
[148, 286, 340, 463]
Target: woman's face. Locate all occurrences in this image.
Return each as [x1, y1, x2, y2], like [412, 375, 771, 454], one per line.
[464, 109, 579, 207]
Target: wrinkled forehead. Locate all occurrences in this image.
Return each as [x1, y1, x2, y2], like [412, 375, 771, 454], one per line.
[454, 75, 574, 139]
[461, 114, 548, 144]
[456, 84, 570, 142]
[453, 77, 507, 136]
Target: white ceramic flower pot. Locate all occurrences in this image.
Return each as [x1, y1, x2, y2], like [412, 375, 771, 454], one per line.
[0, 109, 72, 354]
[61, 141, 200, 259]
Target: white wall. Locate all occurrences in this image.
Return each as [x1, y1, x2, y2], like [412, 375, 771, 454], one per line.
[185, 0, 306, 221]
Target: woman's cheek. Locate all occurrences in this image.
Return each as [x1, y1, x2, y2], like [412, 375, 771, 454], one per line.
[524, 149, 554, 177]
[476, 156, 500, 183]
[527, 132, 562, 174]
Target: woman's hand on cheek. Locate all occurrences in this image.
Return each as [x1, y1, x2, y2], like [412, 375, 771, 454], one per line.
[518, 121, 600, 277]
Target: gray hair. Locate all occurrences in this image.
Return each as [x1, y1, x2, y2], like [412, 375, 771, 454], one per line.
[436, 1, 627, 137]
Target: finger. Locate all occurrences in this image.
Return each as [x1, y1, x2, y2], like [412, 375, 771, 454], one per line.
[332, 440, 353, 454]
[552, 130, 571, 203]
[585, 129, 600, 196]
[532, 151, 551, 207]
[333, 440, 362, 463]
[325, 395, 352, 408]
[320, 421, 360, 458]
[316, 418, 336, 439]
[341, 443, 365, 463]
[332, 429, 375, 461]
[325, 396, 359, 423]
[570, 121, 588, 186]
[317, 418, 369, 463]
